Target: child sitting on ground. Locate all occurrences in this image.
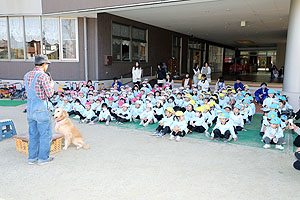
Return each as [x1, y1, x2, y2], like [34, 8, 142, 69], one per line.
[262, 117, 285, 150]
[140, 103, 155, 127]
[169, 111, 187, 142]
[98, 103, 111, 126]
[187, 106, 209, 136]
[80, 102, 97, 125]
[131, 100, 143, 122]
[152, 107, 174, 137]
[116, 103, 131, 124]
[210, 112, 237, 143]
[230, 104, 246, 135]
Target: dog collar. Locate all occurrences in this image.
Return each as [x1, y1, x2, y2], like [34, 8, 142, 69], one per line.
[56, 118, 67, 124]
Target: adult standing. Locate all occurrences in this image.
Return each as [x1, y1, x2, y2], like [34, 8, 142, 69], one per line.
[201, 62, 212, 83]
[192, 64, 201, 85]
[132, 61, 142, 86]
[156, 63, 166, 87]
[24, 55, 54, 165]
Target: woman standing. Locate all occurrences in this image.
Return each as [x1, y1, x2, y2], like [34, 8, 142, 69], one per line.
[201, 62, 212, 83]
[193, 64, 201, 85]
[132, 61, 142, 86]
[157, 63, 166, 87]
[181, 73, 192, 88]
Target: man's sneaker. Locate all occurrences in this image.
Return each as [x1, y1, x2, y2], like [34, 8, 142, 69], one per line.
[152, 131, 159, 136]
[28, 159, 37, 165]
[73, 115, 80, 119]
[275, 145, 284, 150]
[175, 136, 181, 142]
[38, 157, 54, 166]
[263, 144, 271, 149]
[169, 135, 175, 140]
[205, 131, 210, 138]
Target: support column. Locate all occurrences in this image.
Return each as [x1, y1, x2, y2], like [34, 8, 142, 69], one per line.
[283, 0, 300, 110]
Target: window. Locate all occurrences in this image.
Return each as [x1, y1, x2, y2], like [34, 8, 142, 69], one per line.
[24, 17, 41, 60]
[112, 22, 148, 62]
[61, 18, 77, 59]
[132, 27, 147, 62]
[42, 17, 59, 60]
[225, 48, 235, 63]
[9, 17, 24, 59]
[209, 45, 224, 72]
[0, 17, 8, 59]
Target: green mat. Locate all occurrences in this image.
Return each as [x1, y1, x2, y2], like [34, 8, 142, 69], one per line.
[0, 100, 27, 106]
[71, 114, 296, 153]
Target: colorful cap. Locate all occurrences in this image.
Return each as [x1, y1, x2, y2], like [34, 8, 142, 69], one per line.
[269, 117, 281, 125]
[175, 111, 184, 117]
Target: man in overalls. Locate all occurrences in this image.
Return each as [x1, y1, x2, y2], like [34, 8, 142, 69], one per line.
[24, 55, 54, 165]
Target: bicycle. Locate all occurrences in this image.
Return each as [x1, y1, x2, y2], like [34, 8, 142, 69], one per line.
[10, 82, 26, 100]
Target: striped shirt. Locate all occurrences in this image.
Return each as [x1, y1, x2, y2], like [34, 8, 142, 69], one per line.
[24, 68, 54, 100]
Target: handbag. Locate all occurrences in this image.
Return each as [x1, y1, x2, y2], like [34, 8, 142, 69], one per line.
[197, 73, 202, 80]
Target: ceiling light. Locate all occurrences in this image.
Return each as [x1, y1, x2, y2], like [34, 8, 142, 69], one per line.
[241, 20, 246, 27]
[234, 40, 254, 44]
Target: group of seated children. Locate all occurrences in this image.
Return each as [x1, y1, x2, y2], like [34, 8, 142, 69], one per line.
[50, 79, 293, 149]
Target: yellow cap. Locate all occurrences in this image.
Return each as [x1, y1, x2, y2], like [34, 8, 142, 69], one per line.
[189, 100, 195, 106]
[209, 101, 216, 107]
[232, 90, 236, 93]
[212, 96, 217, 100]
[166, 107, 174, 113]
[175, 111, 184, 117]
[219, 93, 225, 97]
[185, 94, 192, 99]
[195, 106, 204, 112]
[203, 104, 210, 110]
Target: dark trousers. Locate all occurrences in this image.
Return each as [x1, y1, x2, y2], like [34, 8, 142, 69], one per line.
[171, 130, 186, 137]
[68, 111, 84, 119]
[116, 117, 130, 123]
[234, 126, 243, 135]
[294, 135, 300, 147]
[156, 125, 171, 135]
[187, 124, 206, 133]
[154, 114, 163, 121]
[213, 129, 231, 139]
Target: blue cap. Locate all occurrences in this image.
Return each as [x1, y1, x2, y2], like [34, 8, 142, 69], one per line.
[244, 100, 251, 104]
[270, 117, 281, 125]
[270, 103, 279, 109]
[268, 89, 275, 94]
[218, 112, 230, 119]
[246, 96, 254, 101]
[263, 107, 270, 112]
[280, 115, 288, 122]
[234, 104, 242, 110]
[239, 95, 244, 100]
[267, 111, 277, 119]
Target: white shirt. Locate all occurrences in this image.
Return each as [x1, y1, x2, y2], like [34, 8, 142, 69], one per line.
[132, 67, 142, 82]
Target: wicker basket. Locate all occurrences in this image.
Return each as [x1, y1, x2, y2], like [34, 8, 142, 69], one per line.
[14, 134, 63, 155]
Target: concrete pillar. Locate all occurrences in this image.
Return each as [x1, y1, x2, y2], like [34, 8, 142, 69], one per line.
[283, 0, 300, 110]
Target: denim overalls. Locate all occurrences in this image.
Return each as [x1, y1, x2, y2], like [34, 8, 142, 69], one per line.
[25, 72, 52, 163]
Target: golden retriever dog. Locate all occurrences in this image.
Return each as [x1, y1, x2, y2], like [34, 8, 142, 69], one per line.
[54, 108, 90, 150]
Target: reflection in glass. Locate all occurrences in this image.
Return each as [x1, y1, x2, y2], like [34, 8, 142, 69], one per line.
[122, 40, 130, 61]
[112, 39, 121, 61]
[132, 41, 146, 61]
[25, 17, 41, 60]
[0, 17, 8, 59]
[42, 17, 59, 60]
[61, 19, 77, 59]
[9, 17, 24, 59]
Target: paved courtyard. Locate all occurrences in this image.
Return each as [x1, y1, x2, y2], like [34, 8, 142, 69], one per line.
[0, 104, 299, 200]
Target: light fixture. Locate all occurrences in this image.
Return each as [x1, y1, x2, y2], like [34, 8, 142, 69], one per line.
[241, 20, 246, 27]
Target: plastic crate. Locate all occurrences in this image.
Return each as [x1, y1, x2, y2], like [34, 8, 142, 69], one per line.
[13, 134, 63, 155]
